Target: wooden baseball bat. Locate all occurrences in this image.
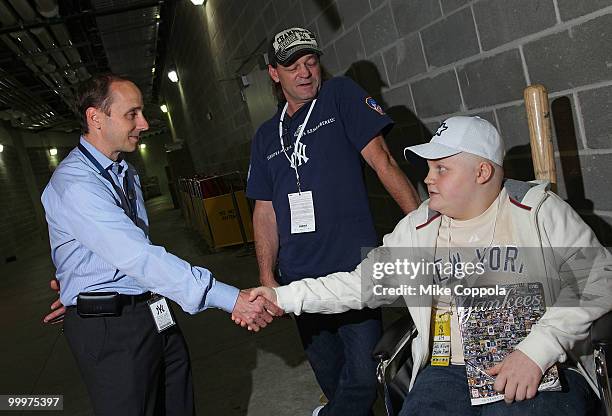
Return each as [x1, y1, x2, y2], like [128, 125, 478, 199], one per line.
[524, 84, 557, 191]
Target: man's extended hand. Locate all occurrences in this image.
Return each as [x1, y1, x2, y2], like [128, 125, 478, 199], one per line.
[487, 350, 543, 403]
[43, 278, 66, 324]
[231, 289, 283, 332]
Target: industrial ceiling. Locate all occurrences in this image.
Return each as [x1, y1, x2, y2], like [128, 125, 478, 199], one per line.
[0, 0, 173, 133]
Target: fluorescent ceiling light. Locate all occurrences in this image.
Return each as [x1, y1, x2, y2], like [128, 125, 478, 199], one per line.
[167, 70, 178, 83]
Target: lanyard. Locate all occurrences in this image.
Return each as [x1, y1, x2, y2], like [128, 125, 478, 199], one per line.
[78, 143, 138, 225]
[278, 99, 316, 193]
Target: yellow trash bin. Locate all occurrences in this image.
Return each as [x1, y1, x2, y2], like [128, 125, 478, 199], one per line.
[203, 190, 253, 248]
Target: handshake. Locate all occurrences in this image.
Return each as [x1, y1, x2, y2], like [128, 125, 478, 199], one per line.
[43, 279, 284, 333]
[230, 287, 283, 332]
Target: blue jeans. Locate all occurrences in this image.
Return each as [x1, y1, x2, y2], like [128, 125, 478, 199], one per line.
[398, 365, 597, 416]
[295, 308, 382, 416]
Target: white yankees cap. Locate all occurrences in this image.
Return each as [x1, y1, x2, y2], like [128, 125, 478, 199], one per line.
[405, 116, 505, 166]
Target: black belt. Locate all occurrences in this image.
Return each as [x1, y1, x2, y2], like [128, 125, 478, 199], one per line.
[118, 292, 153, 306]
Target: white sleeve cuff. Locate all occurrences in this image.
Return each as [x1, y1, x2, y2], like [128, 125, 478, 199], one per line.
[274, 285, 302, 315]
[515, 333, 563, 374]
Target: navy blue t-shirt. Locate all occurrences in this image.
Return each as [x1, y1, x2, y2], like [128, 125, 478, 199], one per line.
[246, 76, 393, 284]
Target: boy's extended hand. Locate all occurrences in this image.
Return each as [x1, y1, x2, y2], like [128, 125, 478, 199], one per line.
[231, 287, 284, 331]
[231, 289, 284, 332]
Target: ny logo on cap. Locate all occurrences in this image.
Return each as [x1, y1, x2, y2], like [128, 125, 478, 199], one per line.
[434, 122, 449, 137]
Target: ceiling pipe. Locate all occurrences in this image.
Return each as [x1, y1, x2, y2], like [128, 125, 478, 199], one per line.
[0, 86, 39, 113]
[40, 62, 57, 73]
[9, 0, 84, 89]
[47, 72, 65, 88]
[0, 35, 41, 74]
[8, 0, 37, 21]
[37, 1, 90, 82]
[51, 25, 83, 65]
[0, 0, 161, 129]
[9, 31, 50, 67]
[9, 41, 91, 59]
[39, 74, 58, 90]
[35, 0, 60, 18]
[0, 1, 165, 35]
[31, 27, 69, 69]
[77, 67, 89, 81]
[49, 24, 71, 45]
[11, 0, 75, 87]
[0, 2, 18, 26]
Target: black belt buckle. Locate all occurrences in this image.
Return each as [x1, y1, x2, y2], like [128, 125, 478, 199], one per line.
[77, 292, 121, 317]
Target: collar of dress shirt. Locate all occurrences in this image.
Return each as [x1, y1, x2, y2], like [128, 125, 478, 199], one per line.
[79, 136, 128, 175]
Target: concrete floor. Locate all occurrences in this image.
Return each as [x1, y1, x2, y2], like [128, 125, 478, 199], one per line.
[0, 195, 393, 415]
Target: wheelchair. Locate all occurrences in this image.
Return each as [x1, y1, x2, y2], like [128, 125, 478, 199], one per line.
[373, 311, 612, 416]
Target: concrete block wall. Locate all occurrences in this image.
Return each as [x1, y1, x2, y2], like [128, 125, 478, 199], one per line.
[27, 147, 73, 194]
[160, 0, 269, 178]
[0, 143, 40, 262]
[161, 0, 612, 243]
[0, 124, 77, 263]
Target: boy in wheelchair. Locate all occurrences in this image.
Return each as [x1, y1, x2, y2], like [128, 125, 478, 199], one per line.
[248, 116, 612, 415]
[246, 117, 612, 416]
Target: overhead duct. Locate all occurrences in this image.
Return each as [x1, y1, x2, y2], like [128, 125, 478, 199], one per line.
[0, 0, 89, 128]
[0, 2, 17, 26]
[10, 0, 72, 85]
[40, 61, 57, 74]
[0, 35, 41, 74]
[9, 0, 87, 88]
[39, 1, 91, 84]
[0, 0, 165, 131]
[77, 66, 89, 81]
[30, 27, 70, 70]
[35, 0, 60, 18]
[46, 72, 64, 88]
[39, 73, 58, 90]
[51, 25, 81, 63]
[49, 24, 70, 45]
[31, 28, 68, 73]
[9, 31, 50, 67]
[8, 0, 37, 21]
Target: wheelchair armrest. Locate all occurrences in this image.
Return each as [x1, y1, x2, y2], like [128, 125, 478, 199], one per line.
[592, 311, 612, 346]
[373, 314, 416, 360]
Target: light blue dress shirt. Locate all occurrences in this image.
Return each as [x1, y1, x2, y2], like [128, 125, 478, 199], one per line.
[41, 137, 239, 314]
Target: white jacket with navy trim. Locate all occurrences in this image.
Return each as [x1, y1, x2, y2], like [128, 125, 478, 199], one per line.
[274, 179, 612, 393]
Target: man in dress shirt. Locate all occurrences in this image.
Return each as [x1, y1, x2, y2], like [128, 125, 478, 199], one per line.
[41, 73, 280, 415]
